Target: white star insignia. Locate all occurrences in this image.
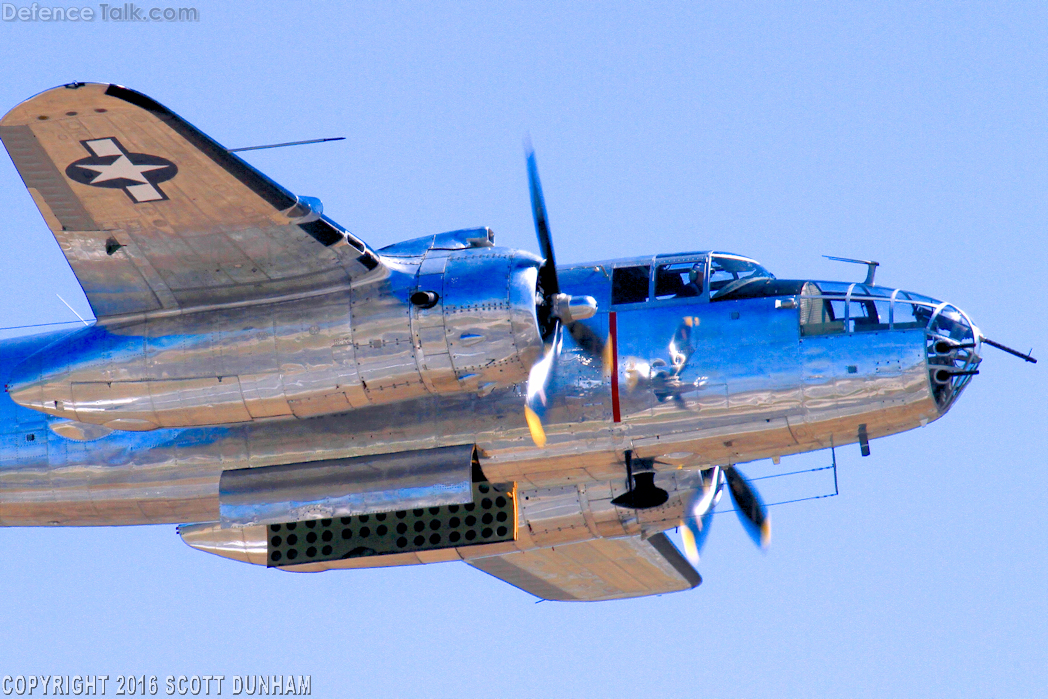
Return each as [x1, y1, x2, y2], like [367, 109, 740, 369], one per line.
[79, 155, 166, 185]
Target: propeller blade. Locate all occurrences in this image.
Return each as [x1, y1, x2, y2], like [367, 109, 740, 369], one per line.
[564, 320, 612, 375]
[525, 139, 559, 300]
[724, 465, 771, 549]
[680, 466, 722, 566]
[681, 506, 715, 567]
[524, 322, 563, 447]
[521, 143, 601, 446]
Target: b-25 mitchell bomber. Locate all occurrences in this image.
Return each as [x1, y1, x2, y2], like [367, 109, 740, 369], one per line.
[0, 83, 1032, 601]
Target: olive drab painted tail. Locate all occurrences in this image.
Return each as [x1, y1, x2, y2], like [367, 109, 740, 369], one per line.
[0, 82, 380, 318]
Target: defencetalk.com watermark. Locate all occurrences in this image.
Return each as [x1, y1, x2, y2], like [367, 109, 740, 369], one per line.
[2, 3, 198, 22]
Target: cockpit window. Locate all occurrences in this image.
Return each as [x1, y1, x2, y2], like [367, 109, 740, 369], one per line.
[709, 256, 774, 298]
[654, 262, 704, 300]
[611, 265, 651, 305]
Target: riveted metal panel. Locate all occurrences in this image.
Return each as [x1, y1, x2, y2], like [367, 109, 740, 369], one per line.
[441, 250, 542, 392]
[412, 251, 455, 392]
[519, 484, 591, 544]
[468, 532, 700, 601]
[351, 274, 428, 403]
[0, 124, 99, 231]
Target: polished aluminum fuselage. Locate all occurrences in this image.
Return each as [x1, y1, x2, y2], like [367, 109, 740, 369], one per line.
[0, 249, 970, 528]
[7, 246, 543, 431]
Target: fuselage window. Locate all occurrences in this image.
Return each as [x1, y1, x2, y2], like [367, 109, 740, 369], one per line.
[612, 266, 651, 304]
[654, 262, 704, 300]
[848, 300, 879, 332]
[799, 282, 844, 336]
[893, 293, 935, 329]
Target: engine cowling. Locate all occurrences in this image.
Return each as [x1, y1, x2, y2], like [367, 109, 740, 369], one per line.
[408, 247, 543, 396]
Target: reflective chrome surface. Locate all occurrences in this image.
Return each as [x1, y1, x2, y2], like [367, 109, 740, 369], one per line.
[178, 521, 269, 566]
[218, 445, 475, 527]
[7, 247, 543, 430]
[0, 84, 984, 585]
[0, 255, 978, 528]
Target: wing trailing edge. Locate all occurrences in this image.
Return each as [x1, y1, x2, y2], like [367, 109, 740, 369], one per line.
[468, 533, 701, 601]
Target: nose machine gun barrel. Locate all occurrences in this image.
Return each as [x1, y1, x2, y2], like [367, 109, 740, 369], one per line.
[980, 337, 1037, 364]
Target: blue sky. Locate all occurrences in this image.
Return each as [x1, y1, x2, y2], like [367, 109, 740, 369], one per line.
[0, 2, 1045, 697]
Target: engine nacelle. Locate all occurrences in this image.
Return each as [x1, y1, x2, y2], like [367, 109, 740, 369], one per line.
[8, 244, 544, 434]
[408, 248, 543, 396]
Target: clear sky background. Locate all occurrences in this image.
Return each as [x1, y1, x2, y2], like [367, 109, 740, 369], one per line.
[0, 2, 1045, 697]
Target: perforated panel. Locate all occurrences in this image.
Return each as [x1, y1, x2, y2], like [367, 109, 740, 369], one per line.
[266, 482, 516, 567]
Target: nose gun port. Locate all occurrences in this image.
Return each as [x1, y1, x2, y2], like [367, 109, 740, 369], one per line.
[923, 302, 1040, 412]
[925, 304, 981, 412]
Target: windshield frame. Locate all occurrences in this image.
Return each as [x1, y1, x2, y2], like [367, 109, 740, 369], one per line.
[707, 253, 776, 300]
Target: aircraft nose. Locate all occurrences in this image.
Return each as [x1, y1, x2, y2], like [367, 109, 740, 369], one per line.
[925, 302, 981, 412]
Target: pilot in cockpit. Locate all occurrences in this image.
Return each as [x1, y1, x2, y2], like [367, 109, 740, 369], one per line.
[654, 261, 706, 300]
[685, 262, 705, 297]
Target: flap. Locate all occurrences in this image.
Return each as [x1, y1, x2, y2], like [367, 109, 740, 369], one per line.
[468, 533, 700, 601]
[0, 82, 382, 318]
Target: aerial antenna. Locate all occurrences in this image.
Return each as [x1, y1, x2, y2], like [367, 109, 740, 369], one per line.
[56, 294, 90, 326]
[227, 137, 345, 153]
[823, 256, 880, 285]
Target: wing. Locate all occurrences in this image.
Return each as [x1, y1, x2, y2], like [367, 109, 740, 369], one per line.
[0, 82, 382, 318]
[468, 533, 701, 601]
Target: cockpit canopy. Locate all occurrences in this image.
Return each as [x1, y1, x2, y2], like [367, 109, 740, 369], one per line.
[610, 252, 777, 305]
[602, 251, 973, 339]
[708, 254, 774, 297]
[603, 251, 975, 344]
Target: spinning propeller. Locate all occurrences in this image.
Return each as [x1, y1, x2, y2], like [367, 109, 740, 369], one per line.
[680, 465, 771, 566]
[523, 142, 597, 447]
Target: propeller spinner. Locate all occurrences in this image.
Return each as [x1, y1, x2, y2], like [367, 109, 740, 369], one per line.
[523, 142, 597, 447]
